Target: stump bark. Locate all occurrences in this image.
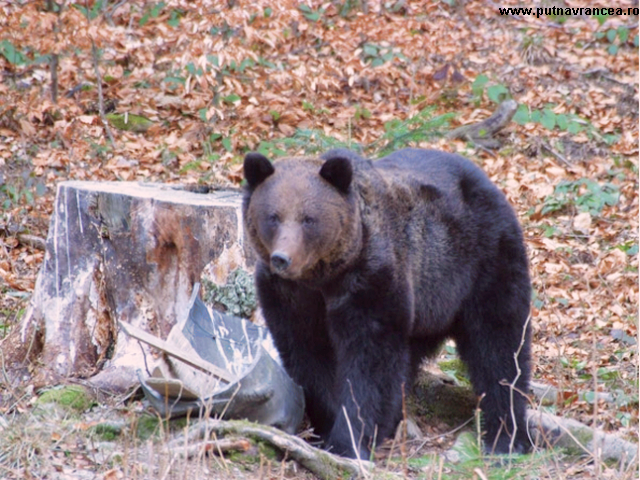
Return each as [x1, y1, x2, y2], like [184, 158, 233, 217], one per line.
[4, 181, 249, 392]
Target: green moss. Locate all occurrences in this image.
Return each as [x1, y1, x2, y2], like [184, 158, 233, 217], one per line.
[256, 440, 279, 460]
[438, 358, 471, 387]
[562, 427, 595, 457]
[36, 385, 95, 412]
[90, 422, 122, 441]
[105, 113, 154, 132]
[409, 371, 476, 426]
[135, 414, 161, 440]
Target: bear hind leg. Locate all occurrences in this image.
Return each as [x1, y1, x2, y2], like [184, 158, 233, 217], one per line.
[453, 301, 532, 455]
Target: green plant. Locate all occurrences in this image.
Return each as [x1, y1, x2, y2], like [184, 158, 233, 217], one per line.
[547, 12, 569, 24]
[541, 178, 620, 216]
[372, 106, 454, 156]
[1, 184, 33, 209]
[353, 105, 371, 122]
[616, 241, 639, 256]
[222, 93, 241, 106]
[135, 414, 162, 440]
[299, 4, 325, 22]
[139, 2, 166, 26]
[167, 9, 182, 28]
[301, 100, 328, 115]
[0, 172, 45, 210]
[603, 26, 633, 55]
[185, 62, 204, 77]
[472, 74, 510, 103]
[514, 105, 619, 144]
[268, 110, 281, 122]
[0, 40, 28, 66]
[336, 0, 364, 17]
[255, 128, 357, 158]
[360, 43, 407, 67]
[73, 0, 106, 20]
[592, 16, 638, 54]
[162, 70, 186, 90]
[592, 12, 610, 26]
[90, 422, 123, 442]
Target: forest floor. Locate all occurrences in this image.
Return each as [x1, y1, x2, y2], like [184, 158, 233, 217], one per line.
[0, 1, 638, 479]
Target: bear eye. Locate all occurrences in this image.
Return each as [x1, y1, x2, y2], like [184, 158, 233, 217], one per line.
[267, 213, 280, 224]
[302, 215, 316, 226]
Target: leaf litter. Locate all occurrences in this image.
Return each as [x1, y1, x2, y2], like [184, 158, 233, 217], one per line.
[0, 1, 637, 478]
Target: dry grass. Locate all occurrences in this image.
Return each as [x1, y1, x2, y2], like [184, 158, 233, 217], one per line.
[1, 373, 637, 479]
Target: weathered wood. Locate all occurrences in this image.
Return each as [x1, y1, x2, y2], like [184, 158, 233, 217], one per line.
[4, 181, 248, 392]
[446, 99, 518, 149]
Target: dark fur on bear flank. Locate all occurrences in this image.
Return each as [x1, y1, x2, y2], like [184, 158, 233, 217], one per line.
[242, 148, 532, 459]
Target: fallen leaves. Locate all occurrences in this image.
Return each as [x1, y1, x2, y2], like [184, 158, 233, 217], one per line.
[0, 0, 637, 454]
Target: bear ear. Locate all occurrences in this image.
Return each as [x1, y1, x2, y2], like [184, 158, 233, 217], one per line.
[244, 152, 275, 189]
[319, 156, 352, 193]
[419, 184, 442, 202]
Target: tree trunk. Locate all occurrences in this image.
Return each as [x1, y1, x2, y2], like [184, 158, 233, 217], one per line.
[4, 181, 249, 392]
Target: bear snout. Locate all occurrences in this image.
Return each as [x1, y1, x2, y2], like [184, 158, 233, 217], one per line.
[270, 251, 292, 273]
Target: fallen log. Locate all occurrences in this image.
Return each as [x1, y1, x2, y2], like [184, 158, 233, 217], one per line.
[167, 418, 377, 480]
[415, 370, 638, 466]
[2, 181, 249, 393]
[527, 410, 638, 467]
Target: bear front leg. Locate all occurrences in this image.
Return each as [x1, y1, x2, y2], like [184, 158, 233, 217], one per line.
[254, 263, 338, 436]
[324, 288, 412, 459]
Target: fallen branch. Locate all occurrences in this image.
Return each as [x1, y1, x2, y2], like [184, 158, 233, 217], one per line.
[540, 140, 572, 168]
[169, 418, 376, 480]
[446, 99, 518, 149]
[17, 233, 46, 251]
[414, 370, 637, 466]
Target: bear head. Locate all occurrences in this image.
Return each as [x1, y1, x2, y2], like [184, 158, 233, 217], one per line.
[243, 152, 362, 282]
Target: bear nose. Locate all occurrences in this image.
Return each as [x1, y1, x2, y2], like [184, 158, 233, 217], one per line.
[270, 251, 291, 272]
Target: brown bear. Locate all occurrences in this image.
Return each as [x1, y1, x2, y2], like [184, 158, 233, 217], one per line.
[242, 148, 531, 459]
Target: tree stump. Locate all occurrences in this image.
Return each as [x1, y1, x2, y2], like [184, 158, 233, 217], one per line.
[4, 181, 249, 392]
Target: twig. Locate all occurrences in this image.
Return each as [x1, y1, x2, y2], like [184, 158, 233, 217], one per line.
[408, 416, 474, 458]
[592, 328, 602, 477]
[46, 0, 64, 103]
[540, 139, 573, 168]
[91, 40, 116, 147]
[104, 0, 128, 27]
[508, 314, 532, 461]
[49, 54, 59, 104]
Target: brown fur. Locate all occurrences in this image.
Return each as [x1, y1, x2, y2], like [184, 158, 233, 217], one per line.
[244, 157, 362, 282]
[242, 148, 532, 458]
